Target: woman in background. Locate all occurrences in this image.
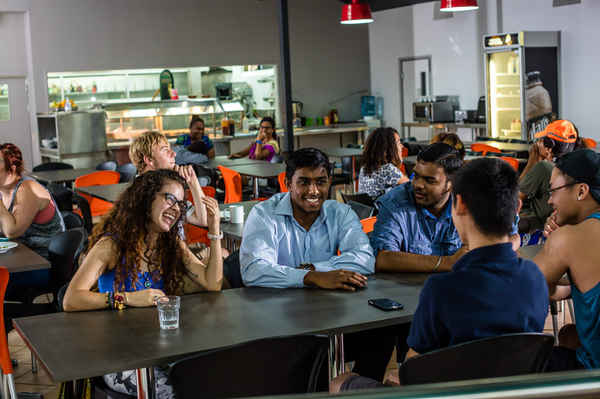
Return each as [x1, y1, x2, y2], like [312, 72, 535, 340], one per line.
[430, 132, 466, 160]
[229, 117, 279, 162]
[358, 127, 408, 199]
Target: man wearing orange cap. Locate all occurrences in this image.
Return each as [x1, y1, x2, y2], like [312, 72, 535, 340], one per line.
[518, 120, 578, 233]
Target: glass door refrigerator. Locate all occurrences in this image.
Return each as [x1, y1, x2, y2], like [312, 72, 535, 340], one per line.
[483, 31, 560, 141]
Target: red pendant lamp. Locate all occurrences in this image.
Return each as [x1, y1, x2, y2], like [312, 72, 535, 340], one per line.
[340, 0, 374, 24]
[440, 0, 479, 12]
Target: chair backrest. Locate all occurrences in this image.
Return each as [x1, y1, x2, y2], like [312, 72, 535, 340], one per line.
[32, 162, 73, 172]
[347, 200, 374, 220]
[116, 163, 137, 183]
[61, 211, 84, 229]
[202, 185, 216, 198]
[74, 170, 120, 188]
[71, 191, 93, 234]
[360, 216, 377, 234]
[74, 171, 120, 217]
[340, 192, 375, 208]
[278, 171, 288, 193]
[96, 160, 117, 171]
[169, 335, 328, 398]
[583, 138, 597, 149]
[0, 267, 13, 375]
[48, 229, 85, 292]
[340, 156, 353, 175]
[218, 165, 242, 204]
[500, 156, 519, 171]
[47, 182, 74, 212]
[399, 333, 554, 386]
[471, 143, 502, 156]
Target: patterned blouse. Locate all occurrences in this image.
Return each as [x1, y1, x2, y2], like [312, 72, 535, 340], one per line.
[358, 163, 404, 199]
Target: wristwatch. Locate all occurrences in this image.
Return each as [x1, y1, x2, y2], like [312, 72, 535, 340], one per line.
[207, 231, 223, 240]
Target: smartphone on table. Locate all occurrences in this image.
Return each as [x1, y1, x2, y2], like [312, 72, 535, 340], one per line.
[368, 298, 404, 311]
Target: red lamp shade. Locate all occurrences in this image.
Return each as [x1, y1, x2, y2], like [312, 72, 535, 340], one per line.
[440, 0, 479, 12]
[341, 0, 374, 24]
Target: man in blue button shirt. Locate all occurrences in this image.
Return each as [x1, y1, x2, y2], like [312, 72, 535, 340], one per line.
[372, 143, 520, 274]
[241, 148, 395, 382]
[241, 148, 373, 289]
[333, 157, 549, 392]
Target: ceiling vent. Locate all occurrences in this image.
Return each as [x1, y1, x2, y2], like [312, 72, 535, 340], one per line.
[553, 0, 581, 7]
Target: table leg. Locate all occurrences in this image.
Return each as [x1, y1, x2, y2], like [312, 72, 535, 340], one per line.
[328, 333, 345, 382]
[136, 367, 155, 399]
[253, 177, 259, 199]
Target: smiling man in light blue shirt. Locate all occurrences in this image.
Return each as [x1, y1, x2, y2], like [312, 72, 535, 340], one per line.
[240, 148, 395, 383]
[240, 148, 374, 289]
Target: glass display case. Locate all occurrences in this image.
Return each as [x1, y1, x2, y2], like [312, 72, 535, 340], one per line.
[103, 98, 245, 141]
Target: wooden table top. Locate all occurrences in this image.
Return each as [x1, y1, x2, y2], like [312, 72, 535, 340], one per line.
[322, 147, 364, 158]
[226, 163, 285, 178]
[13, 272, 427, 383]
[0, 242, 51, 273]
[75, 183, 130, 203]
[29, 168, 96, 184]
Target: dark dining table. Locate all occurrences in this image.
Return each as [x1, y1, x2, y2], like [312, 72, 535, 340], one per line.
[13, 272, 427, 399]
[29, 168, 96, 184]
[0, 242, 50, 273]
[226, 163, 286, 199]
[75, 182, 130, 203]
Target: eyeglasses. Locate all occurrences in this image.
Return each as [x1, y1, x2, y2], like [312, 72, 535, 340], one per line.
[546, 182, 578, 197]
[161, 192, 189, 213]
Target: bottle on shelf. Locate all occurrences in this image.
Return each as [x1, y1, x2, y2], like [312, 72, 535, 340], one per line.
[221, 114, 230, 136]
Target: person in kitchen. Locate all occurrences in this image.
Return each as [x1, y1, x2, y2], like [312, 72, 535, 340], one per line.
[229, 117, 279, 162]
[526, 71, 553, 137]
[175, 116, 216, 160]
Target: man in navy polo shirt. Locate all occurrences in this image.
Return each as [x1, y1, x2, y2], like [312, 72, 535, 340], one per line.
[333, 157, 549, 392]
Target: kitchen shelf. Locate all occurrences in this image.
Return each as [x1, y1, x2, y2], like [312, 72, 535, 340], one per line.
[495, 73, 519, 76]
[496, 108, 520, 111]
[496, 84, 520, 88]
[496, 95, 520, 98]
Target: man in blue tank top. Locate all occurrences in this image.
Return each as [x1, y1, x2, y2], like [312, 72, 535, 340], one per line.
[535, 149, 600, 371]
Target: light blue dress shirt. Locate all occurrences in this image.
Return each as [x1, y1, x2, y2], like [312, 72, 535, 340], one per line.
[240, 193, 375, 288]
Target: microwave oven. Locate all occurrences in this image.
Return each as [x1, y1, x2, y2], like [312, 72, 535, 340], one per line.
[413, 101, 455, 123]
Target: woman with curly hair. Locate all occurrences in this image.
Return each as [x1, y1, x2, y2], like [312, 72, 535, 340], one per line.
[63, 169, 222, 398]
[358, 127, 409, 199]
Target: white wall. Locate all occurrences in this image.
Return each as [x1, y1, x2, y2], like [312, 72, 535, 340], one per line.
[369, 0, 600, 140]
[368, 6, 414, 132]
[502, 0, 600, 140]
[0, 0, 370, 151]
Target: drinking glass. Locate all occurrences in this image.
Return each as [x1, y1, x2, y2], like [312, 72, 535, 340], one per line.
[157, 296, 181, 330]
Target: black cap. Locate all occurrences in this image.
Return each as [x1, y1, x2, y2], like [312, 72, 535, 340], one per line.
[555, 149, 600, 203]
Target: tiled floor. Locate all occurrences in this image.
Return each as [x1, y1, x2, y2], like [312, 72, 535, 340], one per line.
[6, 300, 573, 397]
[8, 329, 61, 397]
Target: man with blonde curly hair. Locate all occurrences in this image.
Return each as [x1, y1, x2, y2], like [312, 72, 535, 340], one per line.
[129, 131, 208, 228]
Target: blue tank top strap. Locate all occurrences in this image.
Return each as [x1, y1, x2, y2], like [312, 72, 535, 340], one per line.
[585, 212, 600, 221]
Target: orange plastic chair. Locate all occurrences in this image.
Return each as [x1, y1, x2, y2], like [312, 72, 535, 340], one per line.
[471, 143, 502, 157]
[402, 147, 409, 157]
[360, 217, 377, 234]
[74, 171, 120, 217]
[0, 267, 17, 398]
[184, 186, 217, 245]
[278, 172, 288, 193]
[500, 156, 519, 171]
[218, 166, 243, 204]
[583, 138, 597, 149]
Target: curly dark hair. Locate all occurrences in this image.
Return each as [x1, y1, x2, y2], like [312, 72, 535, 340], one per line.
[361, 127, 403, 175]
[86, 169, 188, 295]
[0, 143, 24, 176]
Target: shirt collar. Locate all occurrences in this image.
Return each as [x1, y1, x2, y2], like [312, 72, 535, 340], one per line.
[452, 243, 517, 272]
